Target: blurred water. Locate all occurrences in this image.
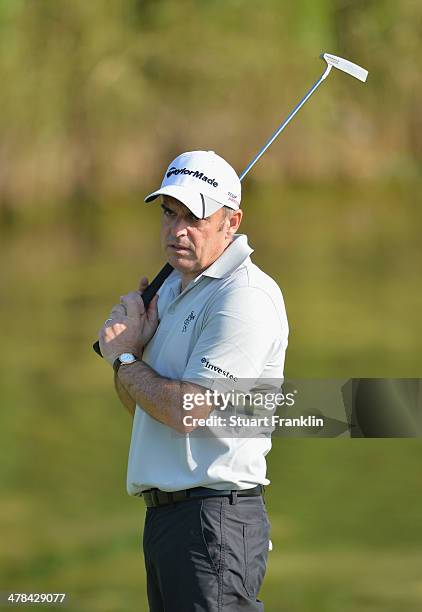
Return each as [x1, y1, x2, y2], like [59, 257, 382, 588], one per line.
[1, 183, 422, 611]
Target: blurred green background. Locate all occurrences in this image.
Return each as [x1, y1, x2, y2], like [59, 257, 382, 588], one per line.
[1, 1, 421, 610]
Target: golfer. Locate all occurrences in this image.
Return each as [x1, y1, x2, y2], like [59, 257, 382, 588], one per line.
[98, 150, 288, 611]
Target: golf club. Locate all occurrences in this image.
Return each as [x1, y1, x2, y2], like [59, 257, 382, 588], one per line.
[93, 52, 368, 357]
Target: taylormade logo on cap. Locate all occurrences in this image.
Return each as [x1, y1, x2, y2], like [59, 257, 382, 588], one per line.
[166, 166, 219, 188]
[144, 150, 241, 219]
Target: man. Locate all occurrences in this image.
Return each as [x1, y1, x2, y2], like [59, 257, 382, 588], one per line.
[98, 150, 288, 611]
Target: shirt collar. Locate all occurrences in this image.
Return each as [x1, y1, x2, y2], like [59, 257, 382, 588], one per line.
[163, 234, 253, 294]
[198, 233, 253, 281]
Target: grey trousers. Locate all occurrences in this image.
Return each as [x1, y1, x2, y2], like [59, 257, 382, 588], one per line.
[142, 494, 270, 611]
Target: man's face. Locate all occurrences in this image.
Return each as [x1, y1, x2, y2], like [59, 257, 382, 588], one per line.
[160, 195, 240, 280]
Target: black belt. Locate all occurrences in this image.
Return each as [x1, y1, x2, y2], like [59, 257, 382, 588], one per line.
[141, 484, 264, 508]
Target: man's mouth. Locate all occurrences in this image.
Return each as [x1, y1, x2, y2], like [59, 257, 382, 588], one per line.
[167, 243, 191, 253]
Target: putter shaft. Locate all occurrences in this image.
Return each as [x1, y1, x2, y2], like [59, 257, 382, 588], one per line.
[93, 53, 367, 357]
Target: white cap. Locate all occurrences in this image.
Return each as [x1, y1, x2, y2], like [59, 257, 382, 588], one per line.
[144, 150, 241, 218]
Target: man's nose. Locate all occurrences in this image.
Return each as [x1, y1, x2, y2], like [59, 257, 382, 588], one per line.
[171, 217, 189, 237]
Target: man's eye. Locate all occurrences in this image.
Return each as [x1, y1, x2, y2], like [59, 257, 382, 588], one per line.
[163, 208, 175, 216]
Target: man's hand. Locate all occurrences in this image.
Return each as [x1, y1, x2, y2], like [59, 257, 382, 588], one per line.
[98, 277, 159, 367]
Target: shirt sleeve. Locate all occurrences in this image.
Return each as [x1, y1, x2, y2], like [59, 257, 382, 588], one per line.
[182, 286, 288, 394]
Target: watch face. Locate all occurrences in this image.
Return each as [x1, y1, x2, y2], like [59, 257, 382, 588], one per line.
[120, 353, 136, 364]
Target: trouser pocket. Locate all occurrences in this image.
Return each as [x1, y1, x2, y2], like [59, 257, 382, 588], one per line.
[242, 519, 270, 598]
[200, 498, 223, 576]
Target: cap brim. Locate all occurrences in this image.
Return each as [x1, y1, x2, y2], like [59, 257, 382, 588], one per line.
[144, 185, 224, 219]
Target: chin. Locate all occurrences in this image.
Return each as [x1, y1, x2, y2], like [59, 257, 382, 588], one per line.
[167, 254, 196, 272]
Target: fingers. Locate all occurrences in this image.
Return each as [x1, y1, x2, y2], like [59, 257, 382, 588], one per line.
[139, 276, 149, 292]
[121, 291, 144, 319]
[99, 320, 120, 342]
[105, 322, 127, 338]
[103, 279, 150, 332]
[109, 303, 126, 318]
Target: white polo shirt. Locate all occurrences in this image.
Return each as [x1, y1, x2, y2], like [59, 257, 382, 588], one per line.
[126, 234, 288, 494]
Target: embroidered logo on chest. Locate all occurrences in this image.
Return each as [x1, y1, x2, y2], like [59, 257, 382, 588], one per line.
[182, 311, 196, 333]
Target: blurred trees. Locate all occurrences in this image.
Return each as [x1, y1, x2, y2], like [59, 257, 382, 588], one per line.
[0, 0, 420, 209]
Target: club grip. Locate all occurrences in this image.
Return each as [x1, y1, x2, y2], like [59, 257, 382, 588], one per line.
[141, 262, 174, 308]
[92, 262, 174, 358]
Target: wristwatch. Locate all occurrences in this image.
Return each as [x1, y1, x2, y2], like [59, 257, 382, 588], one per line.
[113, 352, 139, 374]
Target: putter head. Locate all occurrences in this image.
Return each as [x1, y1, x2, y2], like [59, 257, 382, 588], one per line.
[321, 53, 368, 82]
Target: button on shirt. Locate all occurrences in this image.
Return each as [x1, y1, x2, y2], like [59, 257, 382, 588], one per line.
[126, 234, 289, 495]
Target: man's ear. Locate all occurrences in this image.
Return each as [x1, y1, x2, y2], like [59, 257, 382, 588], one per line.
[227, 209, 243, 237]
